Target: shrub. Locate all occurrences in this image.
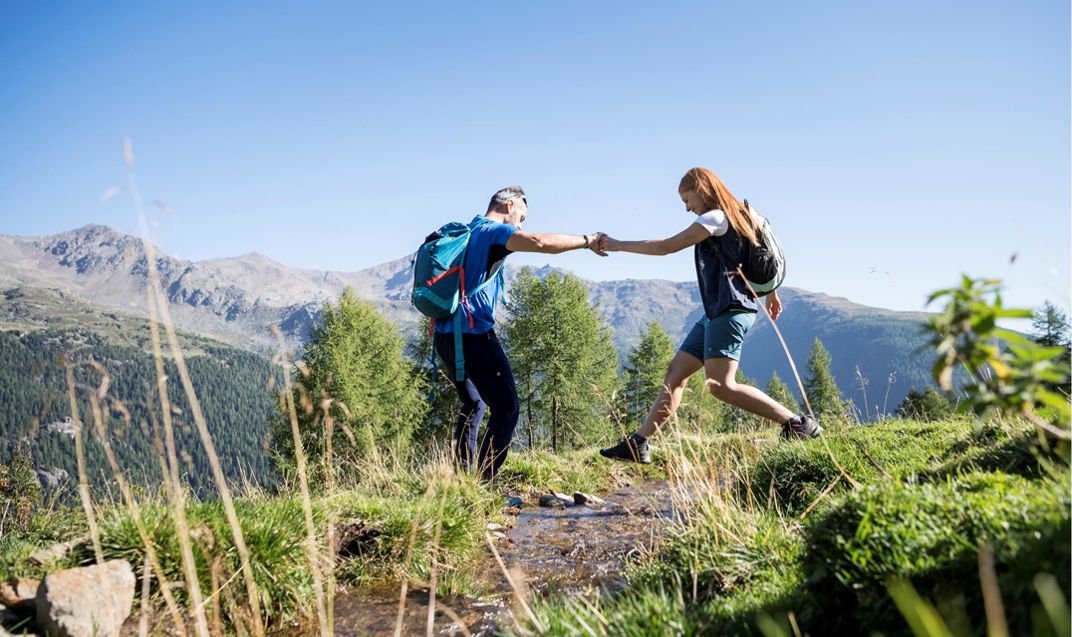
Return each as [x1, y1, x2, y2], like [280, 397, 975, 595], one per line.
[803, 471, 1071, 635]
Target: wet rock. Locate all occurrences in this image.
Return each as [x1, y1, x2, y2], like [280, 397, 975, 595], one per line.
[487, 522, 507, 533]
[35, 560, 135, 637]
[0, 579, 38, 614]
[537, 492, 574, 508]
[573, 492, 620, 508]
[537, 495, 564, 508]
[29, 539, 83, 565]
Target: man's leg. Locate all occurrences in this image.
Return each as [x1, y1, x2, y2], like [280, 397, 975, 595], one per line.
[453, 379, 485, 470]
[462, 331, 520, 481]
[434, 333, 488, 472]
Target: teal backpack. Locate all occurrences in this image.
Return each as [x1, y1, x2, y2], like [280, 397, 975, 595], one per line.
[411, 218, 503, 381]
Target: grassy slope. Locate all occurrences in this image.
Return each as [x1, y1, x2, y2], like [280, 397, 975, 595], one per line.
[4, 419, 1068, 636]
[519, 419, 1071, 637]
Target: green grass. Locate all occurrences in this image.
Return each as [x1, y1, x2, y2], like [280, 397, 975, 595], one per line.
[497, 447, 662, 495]
[745, 418, 1055, 515]
[10, 420, 1069, 636]
[515, 418, 1072, 637]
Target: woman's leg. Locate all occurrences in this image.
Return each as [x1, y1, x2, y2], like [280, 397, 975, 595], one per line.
[636, 351, 704, 438]
[703, 357, 794, 424]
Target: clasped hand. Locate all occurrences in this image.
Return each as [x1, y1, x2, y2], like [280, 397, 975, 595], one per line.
[586, 232, 617, 256]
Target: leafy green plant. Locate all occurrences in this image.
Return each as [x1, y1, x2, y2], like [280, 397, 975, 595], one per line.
[926, 276, 1070, 437]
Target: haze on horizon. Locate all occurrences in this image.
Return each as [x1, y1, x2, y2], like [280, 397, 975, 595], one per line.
[1, 1, 1068, 315]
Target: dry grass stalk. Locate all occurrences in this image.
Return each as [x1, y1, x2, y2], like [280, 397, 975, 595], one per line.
[139, 552, 151, 637]
[978, 544, 1010, 637]
[83, 362, 189, 634]
[436, 603, 474, 637]
[127, 139, 264, 636]
[63, 363, 104, 563]
[140, 234, 210, 637]
[317, 389, 350, 634]
[426, 489, 447, 637]
[272, 327, 330, 637]
[485, 532, 543, 633]
[394, 480, 435, 637]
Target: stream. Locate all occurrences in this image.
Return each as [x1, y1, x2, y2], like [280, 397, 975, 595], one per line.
[327, 480, 691, 636]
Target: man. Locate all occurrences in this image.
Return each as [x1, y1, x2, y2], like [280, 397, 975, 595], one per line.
[434, 186, 606, 481]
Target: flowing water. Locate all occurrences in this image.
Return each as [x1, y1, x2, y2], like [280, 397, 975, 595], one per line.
[324, 480, 698, 636]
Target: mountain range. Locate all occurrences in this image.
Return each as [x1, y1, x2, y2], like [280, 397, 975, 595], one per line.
[0, 224, 939, 412]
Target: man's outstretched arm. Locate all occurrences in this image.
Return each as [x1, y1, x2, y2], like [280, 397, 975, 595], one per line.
[506, 231, 607, 256]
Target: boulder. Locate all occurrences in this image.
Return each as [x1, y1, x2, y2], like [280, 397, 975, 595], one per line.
[0, 578, 38, 613]
[35, 560, 135, 637]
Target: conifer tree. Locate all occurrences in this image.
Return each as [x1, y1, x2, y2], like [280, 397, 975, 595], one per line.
[0, 440, 40, 529]
[407, 316, 460, 444]
[897, 387, 954, 422]
[272, 288, 426, 481]
[502, 269, 619, 452]
[622, 321, 675, 427]
[766, 371, 800, 415]
[803, 338, 845, 421]
[1032, 300, 1071, 349]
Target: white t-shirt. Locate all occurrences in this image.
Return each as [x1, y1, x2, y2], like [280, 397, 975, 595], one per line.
[693, 209, 729, 236]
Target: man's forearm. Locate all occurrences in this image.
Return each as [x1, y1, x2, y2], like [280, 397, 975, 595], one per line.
[529, 233, 591, 254]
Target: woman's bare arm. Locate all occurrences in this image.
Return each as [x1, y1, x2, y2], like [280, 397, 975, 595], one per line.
[601, 223, 711, 256]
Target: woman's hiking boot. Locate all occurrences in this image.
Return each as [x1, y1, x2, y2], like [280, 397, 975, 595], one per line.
[781, 415, 823, 439]
[599, 433, 651, 464]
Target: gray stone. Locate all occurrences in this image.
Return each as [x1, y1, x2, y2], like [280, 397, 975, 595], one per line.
[537, 495, 564, 508]
[0, 578, 38, 613]
[538, 492, 574, 508]
[35, 560, 134, 637]
[34, 468, 69, 489]
[29, 539, 83, 566]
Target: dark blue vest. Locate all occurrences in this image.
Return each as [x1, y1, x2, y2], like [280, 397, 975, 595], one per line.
[694, 228, 759, 319]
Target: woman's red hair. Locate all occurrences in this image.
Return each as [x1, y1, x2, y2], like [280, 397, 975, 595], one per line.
[679, 167, 760, 246]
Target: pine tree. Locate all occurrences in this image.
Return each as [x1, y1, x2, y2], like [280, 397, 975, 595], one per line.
[803, 338, 845, 421]
[1032, 301, 1071, 349]
[272, 288, 426, 482]
[0, 440, 40, 529]
[502, 269, 619, 452]
[622, 322, 676, 428]
[897, 387, 954, 422]
[406, 316, 460, 445]
[766, 371, 800, 416]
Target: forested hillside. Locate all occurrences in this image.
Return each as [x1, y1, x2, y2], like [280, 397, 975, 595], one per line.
[0, 326, 278, 497]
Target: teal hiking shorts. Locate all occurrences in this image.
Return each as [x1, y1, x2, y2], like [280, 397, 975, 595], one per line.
[679, 309, 757, 362]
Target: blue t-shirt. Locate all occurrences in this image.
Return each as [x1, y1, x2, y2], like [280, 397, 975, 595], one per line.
[435, 215, 517, 334]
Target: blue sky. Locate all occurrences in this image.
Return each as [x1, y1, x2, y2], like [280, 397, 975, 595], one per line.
[1, 1, 1068, 315]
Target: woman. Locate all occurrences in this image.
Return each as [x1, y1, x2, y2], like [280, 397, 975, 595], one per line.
[599, 167, 822, 464]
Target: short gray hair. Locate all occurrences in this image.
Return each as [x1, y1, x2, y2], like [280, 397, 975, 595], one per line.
[487, 186, 526, 212]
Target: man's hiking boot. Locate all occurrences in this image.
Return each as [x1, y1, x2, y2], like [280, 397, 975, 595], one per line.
[781, 415, 823, 440]
[599, 434, 651, 464]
